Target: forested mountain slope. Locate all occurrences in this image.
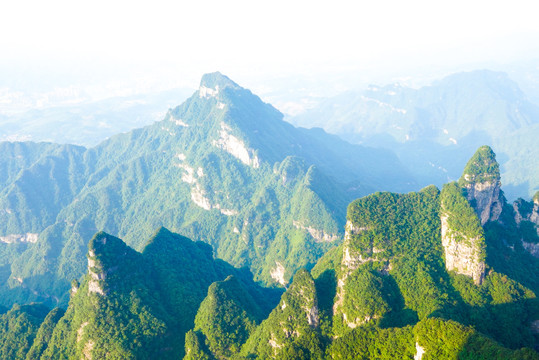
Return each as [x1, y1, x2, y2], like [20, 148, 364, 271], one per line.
[0, 72, 415, 308]
[1, 146, 537, 359]
[188, 145, 539, 359]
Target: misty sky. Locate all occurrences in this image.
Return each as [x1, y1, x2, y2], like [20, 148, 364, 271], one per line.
[2, 0, 539, 92]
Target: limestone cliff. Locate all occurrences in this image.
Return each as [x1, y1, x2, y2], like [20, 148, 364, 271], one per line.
[440, 183, 486, 285]
[341, 220, 380, 270]
[512, 193, 539, 257]
[334, 219, 387, 326]
[86, 232, 138, 296]
[513, 194, 539, 230]
[441, 214, 486, 285]
[463, 180, 503, 225]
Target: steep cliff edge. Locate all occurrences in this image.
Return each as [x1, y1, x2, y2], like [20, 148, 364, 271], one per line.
[458, 145, 503, 225]
[512, 191, 539, 257]
[440, 183, 486, 284]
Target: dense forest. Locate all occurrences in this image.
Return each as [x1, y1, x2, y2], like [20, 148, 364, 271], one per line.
[0, 144, 537, 359]
[0, 73, 538, 358]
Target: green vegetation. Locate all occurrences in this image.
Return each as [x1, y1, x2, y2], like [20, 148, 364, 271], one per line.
[458, 145, 500, 186]
[0, 303, 51, 360]
[0, 73, 416, 310]
[440, 182, 486, 254]
[240, 269, 324, 359]
[35, 229, 280, 359]
[414, 318, 538, 360]
[327, 325, 414, 359]
[0, 77, 538, 360]
[25, 307, 65, 360]
[338, 268, 391, 330]
[193, 275, 264, 358]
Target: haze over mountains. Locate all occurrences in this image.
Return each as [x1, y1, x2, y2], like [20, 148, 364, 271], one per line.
[0, 70, 538, 358]
[291, 69, 539, 200]
[0, 88, 192, 146]
[4, 67, 539, 200]
[0, 72, 415, 308]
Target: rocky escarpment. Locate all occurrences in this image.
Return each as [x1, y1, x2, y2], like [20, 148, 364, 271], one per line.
[463, 180, 503, 225]
[513, 192, 539, 257]
[459, 145, 503, 225]
[441, 183, 486, 285]
[441, 214, 486, 285]
[86, 232, 137, 296]
[341, 220, 377, 270]
[334, 220, 387, 327]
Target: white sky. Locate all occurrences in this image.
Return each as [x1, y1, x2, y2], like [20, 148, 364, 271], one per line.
[1, 0, 539, 90]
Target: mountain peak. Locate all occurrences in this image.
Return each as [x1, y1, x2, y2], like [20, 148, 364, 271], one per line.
[87, 231, 140, 296]
[199, 72, 240, 93]
[458, 145, 500, 186]
[459, 146, 504, 225]
[88, 231, 130, 262]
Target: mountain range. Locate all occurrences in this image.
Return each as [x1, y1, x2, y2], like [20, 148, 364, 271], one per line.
[0, 72, 415, 308]
[1, 72, 538, 359]
[291, 69, 539, 200]
[0, 145, 538, 359]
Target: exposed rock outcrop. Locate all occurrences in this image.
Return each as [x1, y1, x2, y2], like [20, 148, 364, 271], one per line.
[463, 180, 503, 225]
[270, 261, 287, 287]
[293, 220, 339, 243]
[341, 220, 372, 269]
[87, 250, 106, 296]
[334, 219, 386, 323]
[512, 194, 539, 257]
[441, 214, 486, 285]
[86, 232, 136, 296]
[213, 122, 260, 168]
[414, 342, 426, 360]
[459, 146, 503, 225]
[0, 232, 38, 243]
[513, 196, 539, 227]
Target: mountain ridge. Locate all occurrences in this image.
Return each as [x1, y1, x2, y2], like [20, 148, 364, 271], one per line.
[291, 69, 539, 199]
[0, 72, 415, 308]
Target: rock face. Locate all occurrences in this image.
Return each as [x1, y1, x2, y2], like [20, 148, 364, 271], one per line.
[293, 220, 339, 243]
[270, 261, 287, 287]
[440, 181, 487, 285]
[87, 248, 106, 296]
[213, 122, 260, 168]
[459, 146, 503, 225]
[512, 194, 539, 257]
[414, 342, 426, 360]
[334, 219, 386, 325]
[341, 220, 372, 269]
[463, 180, 503, 225]
[441, 215, 486, 285]
[513, 195, 539, 230]
[0, 233, 38, 243]
[86, 232, 134, 296]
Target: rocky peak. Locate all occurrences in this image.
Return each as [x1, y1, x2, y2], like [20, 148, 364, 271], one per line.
[283, 269, 319, 328]
[87, 232, 137, 296]
[200, 72, 240, 92]
[458, 146, 503, 225]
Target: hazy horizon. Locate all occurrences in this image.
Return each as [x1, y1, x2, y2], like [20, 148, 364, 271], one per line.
[2, 0, 539, 113]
